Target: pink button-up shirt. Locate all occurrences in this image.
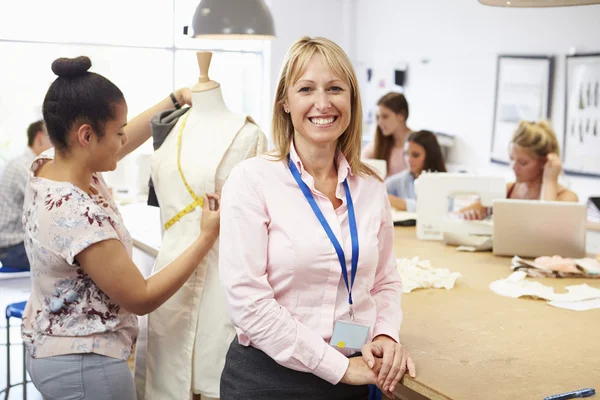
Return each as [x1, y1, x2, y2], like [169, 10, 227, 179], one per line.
[219, 143, 402, 385]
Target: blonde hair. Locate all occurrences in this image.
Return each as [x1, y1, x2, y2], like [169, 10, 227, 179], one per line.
[271, 36, 380, 180]
[511, 120, 560, 158]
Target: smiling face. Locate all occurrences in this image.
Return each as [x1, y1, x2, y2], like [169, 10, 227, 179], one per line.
[509, 143, 544, 183]
[284, 53, 351, 149]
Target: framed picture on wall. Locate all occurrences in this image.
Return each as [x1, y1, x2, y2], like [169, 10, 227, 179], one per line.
[490, 55, 554, 164]
[563, 53, 600, 177]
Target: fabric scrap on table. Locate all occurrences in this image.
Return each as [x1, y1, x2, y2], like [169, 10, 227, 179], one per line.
[396, 257, 461, 293]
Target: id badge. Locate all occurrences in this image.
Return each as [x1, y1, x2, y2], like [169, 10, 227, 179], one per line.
[330, 319, 370, 351]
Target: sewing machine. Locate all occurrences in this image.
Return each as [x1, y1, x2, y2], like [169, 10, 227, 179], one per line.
[414, 172, 506, 241]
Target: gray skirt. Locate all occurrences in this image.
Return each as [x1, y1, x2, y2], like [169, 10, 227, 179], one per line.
[220, 338, 369, 400]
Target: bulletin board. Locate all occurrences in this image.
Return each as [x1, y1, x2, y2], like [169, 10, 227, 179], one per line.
[490, 55, 554, 164]
[563, 53, 600, 177]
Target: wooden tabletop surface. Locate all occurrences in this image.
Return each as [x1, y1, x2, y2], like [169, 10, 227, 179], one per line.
[392, 227, 600, 400]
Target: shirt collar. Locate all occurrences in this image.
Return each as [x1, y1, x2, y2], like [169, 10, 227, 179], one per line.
[289, 141, 353, 184]
[29, 147, 54, 174]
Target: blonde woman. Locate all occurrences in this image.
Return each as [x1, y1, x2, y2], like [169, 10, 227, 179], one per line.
[505, 120, 577, 201]
[461, 120, 578, 219]
[218, 37, 415, 399]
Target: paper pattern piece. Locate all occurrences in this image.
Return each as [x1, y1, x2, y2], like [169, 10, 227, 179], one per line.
[396, 257, 461, 293]
[490, 271, 600, 311]
[548, 298, 600, 311]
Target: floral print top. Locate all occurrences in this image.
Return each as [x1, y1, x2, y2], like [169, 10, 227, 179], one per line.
[21, 151, 138, 360]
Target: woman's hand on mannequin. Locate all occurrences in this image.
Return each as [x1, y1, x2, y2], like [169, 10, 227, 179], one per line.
[362, 335, 416, 396]
[542, 153, 562, 183]
[174, 87, 192, 107]
[76, 195, 221, 316]
[200, 193, 221, 242]
[118, 87, 192, 161]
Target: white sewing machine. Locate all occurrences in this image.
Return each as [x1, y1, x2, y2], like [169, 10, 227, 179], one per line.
[415, 172, 506, 241]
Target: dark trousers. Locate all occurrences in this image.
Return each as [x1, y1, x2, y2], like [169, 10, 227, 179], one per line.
[221, 338, 369, 400]
[0, 241, 30, 270]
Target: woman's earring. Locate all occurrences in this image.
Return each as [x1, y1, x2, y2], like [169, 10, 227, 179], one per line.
[284, 107, 289, 113]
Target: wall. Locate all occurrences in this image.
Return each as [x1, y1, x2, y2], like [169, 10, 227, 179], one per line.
[354, 0, 600, 202]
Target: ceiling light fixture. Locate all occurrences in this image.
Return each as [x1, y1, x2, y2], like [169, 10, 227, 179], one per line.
[190, 0, 276, 40]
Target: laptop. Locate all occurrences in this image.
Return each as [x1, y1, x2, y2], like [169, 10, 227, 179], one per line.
[493, 199, 587, 258]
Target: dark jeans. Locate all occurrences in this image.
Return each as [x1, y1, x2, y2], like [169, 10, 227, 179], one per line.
[0, 241, 30, 270]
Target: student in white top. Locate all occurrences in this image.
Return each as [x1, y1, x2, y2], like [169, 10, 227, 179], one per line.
[386, 130, 447, 211]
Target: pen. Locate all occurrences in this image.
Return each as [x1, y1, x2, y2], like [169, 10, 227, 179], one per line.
[544, 388, 595, 400]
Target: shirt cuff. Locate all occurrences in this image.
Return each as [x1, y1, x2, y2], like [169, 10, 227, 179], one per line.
[373, 321, 400, 344]
[312, 345, 349, 385]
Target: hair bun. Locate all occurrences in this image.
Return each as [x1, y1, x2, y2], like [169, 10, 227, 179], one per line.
[51, 56, 92, 78]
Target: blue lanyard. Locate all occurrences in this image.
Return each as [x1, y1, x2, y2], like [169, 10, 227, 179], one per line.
[288, 156, 359, 318]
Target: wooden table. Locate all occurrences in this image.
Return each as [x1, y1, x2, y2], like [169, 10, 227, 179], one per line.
[392, 227, 600, 400]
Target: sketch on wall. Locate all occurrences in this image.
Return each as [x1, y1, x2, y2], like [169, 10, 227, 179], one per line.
[563, 53, 600, 177]
[490, 55, 554, 164]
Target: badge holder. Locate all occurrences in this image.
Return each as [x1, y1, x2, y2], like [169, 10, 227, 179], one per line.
[331, 307, 370, 351]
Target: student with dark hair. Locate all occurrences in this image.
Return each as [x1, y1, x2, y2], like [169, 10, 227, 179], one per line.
[385, 130, 447, 211]
[21, 56, 221, 400]
[0, 120, 51, 270]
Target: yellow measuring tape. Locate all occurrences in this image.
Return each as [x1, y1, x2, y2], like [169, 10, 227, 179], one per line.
[164, 112, 205, 230]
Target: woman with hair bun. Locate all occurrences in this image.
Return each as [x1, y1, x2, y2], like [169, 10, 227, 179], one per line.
[21, 56, 221, 399]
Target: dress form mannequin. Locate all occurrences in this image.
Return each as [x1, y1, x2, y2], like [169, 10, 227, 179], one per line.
[192, 51, 220, 92]
[135, 51, 267, 400]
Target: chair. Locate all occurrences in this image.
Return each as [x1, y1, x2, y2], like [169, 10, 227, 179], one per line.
[0, 301, 30, 400]
[0, 266, 30, 281]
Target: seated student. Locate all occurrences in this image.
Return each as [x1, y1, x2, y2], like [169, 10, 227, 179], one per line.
[0, 120, 52, 270]
[386, 130, 447, 211]
[362, 92, 412, 176]
[461, 120, 578, 220]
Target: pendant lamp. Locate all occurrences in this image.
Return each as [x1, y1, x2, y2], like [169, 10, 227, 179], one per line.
[191, 0, 276, 39]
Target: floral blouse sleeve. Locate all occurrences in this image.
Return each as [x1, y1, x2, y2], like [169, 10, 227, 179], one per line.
[38, 185, 121, 266]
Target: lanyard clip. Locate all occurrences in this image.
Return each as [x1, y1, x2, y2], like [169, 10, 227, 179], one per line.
[349, 305, 354, 321]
